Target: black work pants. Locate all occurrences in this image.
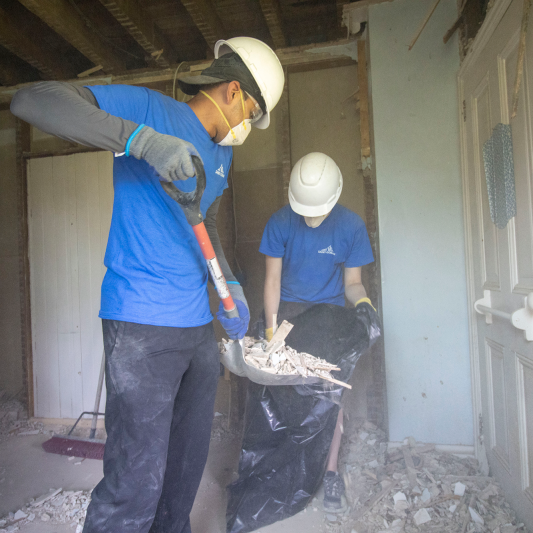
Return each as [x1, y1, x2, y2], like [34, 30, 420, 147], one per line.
[83, 319, 220, 533]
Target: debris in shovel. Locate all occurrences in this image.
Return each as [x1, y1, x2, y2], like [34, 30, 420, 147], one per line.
[221, 332, 351, 389]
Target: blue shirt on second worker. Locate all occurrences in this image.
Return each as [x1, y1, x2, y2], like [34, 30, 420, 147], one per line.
[259, 204, 374, 306]
[88, 84, 233, 327]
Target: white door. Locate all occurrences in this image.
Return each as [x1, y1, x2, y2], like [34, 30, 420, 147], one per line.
[459, 0, 533, 526]
[27, 152, 113, 419]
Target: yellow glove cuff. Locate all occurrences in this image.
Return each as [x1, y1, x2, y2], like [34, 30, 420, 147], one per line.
[265, 327, 274, 342]
[355, 297, 376, 311]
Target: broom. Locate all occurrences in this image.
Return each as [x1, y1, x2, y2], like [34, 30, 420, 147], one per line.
[41, 350, 106, 460]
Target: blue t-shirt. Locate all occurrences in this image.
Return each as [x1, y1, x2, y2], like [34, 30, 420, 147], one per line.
[88, 85, 233, 327]
[259, 204, 374, 306]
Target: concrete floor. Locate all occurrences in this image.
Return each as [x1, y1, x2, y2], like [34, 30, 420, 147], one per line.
[0, 433, 326, 533]
[0, 378, 328, 533]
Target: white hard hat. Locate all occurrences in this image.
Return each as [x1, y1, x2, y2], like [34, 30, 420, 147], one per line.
[215, 37, 285, 130]
[288, 153, 343, 217]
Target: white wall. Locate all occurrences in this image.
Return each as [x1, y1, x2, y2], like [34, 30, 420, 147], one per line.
[369, 0, 473, 445]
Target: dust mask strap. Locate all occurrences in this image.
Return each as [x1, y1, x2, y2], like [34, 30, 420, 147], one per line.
[200, 89, 247, 142]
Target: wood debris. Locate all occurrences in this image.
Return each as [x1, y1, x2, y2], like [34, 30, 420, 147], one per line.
[221, 335, 351, 389]
[321, 420, 529, 533]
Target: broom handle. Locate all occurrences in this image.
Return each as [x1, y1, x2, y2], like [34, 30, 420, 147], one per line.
[89, 350, 106, 439]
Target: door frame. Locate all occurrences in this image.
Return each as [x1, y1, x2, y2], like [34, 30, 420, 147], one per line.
[457, 0, 516, 468]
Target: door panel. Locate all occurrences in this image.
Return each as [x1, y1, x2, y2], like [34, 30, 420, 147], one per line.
[472, 78, 501, 289]
[459, 0, 533, 526]
[486, 338, 511, 471]
[28, 152, 113, 419]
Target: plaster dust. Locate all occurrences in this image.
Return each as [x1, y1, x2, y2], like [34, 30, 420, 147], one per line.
[1, 416, 528, 533]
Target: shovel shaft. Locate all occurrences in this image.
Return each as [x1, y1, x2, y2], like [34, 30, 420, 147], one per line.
[192, 222, 237, 315]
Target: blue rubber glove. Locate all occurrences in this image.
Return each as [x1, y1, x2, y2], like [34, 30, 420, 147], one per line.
[217, 284, 250, 340]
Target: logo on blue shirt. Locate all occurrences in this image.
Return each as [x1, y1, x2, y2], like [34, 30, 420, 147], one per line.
[215, 164, 225, 177]
[318, 245, 335, 255]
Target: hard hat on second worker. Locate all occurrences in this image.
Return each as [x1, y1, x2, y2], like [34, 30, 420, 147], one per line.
[288, 153, 343, 217]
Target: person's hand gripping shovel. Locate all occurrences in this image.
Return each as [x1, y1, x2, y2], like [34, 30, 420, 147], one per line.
[160, 155, 248, 374]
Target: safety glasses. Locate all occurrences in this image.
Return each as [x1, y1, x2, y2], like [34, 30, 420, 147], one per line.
[246, 92, 263, 124]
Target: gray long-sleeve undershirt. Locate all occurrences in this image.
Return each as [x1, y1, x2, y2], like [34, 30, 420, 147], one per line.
[10, 81, 235, 283]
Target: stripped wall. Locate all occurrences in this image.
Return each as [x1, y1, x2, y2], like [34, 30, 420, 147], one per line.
[232, 64, 376, 419]
[0, 110, 23, 398]
[369, 0, 473, 445]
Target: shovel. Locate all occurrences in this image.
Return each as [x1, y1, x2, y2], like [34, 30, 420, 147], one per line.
[160, 155, 245, 356]
[160, 157, 321, 386]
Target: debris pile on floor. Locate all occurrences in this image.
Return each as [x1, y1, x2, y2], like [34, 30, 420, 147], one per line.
[221, 336, 341, 382]
[320, 419, 529, 533]
[0, 487, 91, 533]
[0, 392, 45, 443]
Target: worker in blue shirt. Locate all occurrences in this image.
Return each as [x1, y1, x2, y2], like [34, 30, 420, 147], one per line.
[11, 37, 285, 533]
[259, 152, 374, 512]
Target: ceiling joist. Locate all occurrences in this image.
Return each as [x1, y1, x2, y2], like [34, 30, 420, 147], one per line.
[0, 6, 69, 80]
[0, 62, 25, 87]
[180, 0, 226, 50]
[0, 38, 359, 102]
[259, 0, 287, 49]
[17, 0, 125, 73]
[97, 0, 174, 67]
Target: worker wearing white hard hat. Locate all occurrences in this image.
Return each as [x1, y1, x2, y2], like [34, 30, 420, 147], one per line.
[11, 36, 284, 533]
[259, 152, 374, 512]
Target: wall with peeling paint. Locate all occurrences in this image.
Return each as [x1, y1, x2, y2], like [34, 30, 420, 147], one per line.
[369, 0, 473, 445]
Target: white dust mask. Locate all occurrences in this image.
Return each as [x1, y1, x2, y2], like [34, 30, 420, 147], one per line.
[218, 119, 252, 146]
[200, 89, 251, 146]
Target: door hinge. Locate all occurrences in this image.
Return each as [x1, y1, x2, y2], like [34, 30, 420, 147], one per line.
[463, 100, 467, 122]
[478, 413, 484, 445]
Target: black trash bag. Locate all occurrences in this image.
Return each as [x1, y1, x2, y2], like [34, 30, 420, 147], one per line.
[226, 302, 381, 533]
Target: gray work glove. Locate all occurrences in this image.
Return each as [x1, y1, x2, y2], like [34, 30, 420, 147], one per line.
[128, 125, 202, 182]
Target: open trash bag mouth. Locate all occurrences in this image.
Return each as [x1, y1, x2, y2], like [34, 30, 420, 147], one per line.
[220, 302, 381, 388]
[225, 302, 382, 533]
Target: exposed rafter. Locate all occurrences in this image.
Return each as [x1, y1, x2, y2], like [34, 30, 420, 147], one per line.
[0, 6, 69, 81]
[97, 0, 174, 67]
[0, 38, 359, 102]
[17, 0, 125, 73]
[0, 62, 22, 87]
[259, 0, 287, 49]
[180, 0, 226, 50]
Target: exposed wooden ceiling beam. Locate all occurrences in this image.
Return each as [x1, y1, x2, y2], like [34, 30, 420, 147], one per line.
[0, 62, 23, 87]
[0, 6, 69, 80]
[17, 0, 125, 73]
[97, 0, 174, 67]
[259, 0, 287, 49]
[1, 38, 359, 102]
[180, 0, 226, 49]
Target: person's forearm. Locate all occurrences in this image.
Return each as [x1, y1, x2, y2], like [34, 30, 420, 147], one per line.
[204, 197, 237, 283]
[345, 283, 367, 306]
[264, 278, 281, 329]
[10, 82, 138, 152]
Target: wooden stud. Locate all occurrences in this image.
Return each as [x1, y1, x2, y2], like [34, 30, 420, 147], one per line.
[408, 0, 442, 51]
[16, 119, 34, 417]
[77, 65, 104, 78]
[357, 40, 371, 158]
